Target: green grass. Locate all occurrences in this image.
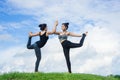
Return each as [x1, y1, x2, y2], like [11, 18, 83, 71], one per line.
[0, 72, 119, 80]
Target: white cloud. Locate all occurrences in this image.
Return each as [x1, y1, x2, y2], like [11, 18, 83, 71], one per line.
[89, 0, 120, 12]
[8, 0, 45, 9]
[3, 20, 35, 29]
[86, 26, 119, 54]
[0, 46, 35, 73]
[0, 25, 6, 31]
[112, 55, 120, 75]
[78, 56, 112, 72]
[0, 34, 18, 42]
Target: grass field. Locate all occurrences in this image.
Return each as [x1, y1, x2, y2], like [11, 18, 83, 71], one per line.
[0, 72, 119, 80]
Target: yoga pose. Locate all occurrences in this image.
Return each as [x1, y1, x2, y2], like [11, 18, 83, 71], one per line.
[54, 22, 88, 73]
[27, 21, 58, 72]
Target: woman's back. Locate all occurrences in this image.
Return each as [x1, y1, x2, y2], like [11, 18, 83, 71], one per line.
[36, 32, 49, 48]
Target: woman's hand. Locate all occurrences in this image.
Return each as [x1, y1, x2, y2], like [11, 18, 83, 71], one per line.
[54, 20, 58, 27]
[29, 32, 33, 37]
[53, 20, 61, 35]
[47, 20, 59, 35]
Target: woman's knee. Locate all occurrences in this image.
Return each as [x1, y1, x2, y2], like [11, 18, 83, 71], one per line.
[37, 56, 41, 60]
[27, 46, 30, 49]
[79, 43, 83, 47]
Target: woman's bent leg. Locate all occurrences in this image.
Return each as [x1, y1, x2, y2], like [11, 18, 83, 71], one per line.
[68, 34, 86, 48]
[79, 33, 86, 47]
[27, 37, 34, 49]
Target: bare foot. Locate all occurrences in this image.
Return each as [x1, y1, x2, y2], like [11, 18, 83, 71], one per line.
[83, 32, 88, 36]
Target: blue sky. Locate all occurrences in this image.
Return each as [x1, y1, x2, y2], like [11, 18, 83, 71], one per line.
[0, 0, 120, 75]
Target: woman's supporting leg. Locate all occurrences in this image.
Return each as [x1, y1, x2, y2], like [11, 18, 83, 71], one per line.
[63, 47, 72, 73]
[34, 44, 41, 72]
[27, 37, 34, 49]
[68, 33, 86, 48]
[27, 37, 41, 72]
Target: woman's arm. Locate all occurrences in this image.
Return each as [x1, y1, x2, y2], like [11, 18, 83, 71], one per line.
[54, 31, 61, 35]
[52, 20, 61, 35]
[29, 32, 40, 37]
[47, 20, 58, 35]
[68, 32, 82, 37]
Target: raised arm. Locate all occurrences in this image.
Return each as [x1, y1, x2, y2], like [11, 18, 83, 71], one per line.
[68, 32, 82, 37]
[53, 20, 61, 35]
[47, 20, 58, 35]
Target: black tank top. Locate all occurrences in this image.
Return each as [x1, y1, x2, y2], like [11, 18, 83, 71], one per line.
[36, 32, 49, 48]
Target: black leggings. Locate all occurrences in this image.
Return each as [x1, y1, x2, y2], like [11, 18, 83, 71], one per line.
[61, 34, 86, 73]
[27, 37, 41, 72]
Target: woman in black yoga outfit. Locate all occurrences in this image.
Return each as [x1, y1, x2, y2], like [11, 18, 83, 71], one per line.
[27, 21, 58, 72]
[54, 22, 88, 73]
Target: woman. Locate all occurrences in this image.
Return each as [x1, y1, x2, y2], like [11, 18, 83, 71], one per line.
[54, 22, 88, 73]
[27, 21, 58, 72]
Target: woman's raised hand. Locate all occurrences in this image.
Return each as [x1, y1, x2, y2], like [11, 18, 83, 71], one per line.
[55, 20, 58, 26]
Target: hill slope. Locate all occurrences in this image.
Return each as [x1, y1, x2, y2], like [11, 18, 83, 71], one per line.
[0, 72, 119, 80]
